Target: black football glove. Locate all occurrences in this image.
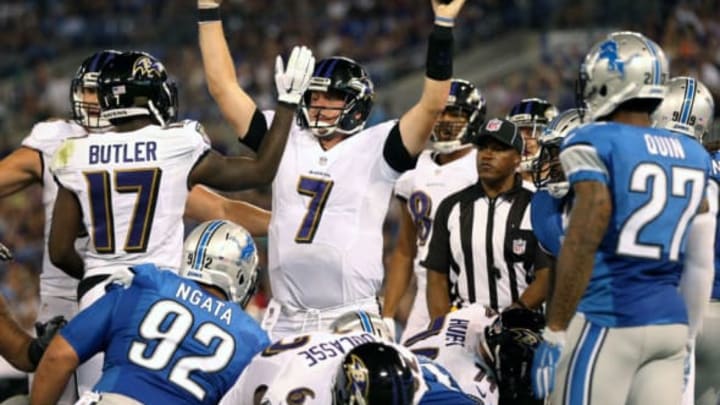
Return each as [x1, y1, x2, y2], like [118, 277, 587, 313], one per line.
[28, 315, 67, 368]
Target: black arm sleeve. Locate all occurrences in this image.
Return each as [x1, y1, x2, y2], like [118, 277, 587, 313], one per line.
[383, 124, 418, 173]
[241, 109, 268, 152]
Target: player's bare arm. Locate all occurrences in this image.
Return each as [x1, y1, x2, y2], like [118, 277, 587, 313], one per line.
[0, 147, 42, 197]
[185, 185, 271, 237]
[547, 180, 611, 331]
[48, 186, 85, 280]
[198, 0, 257, 139]
[0, 295, 34, 372]
[382, 205, 418, 318]
[518, 266, 550, 310]
[397, 0, 466, 155]
[30, 335, 79, 405]
[427, 268, 451, 320]
[190, 45, 313, 190]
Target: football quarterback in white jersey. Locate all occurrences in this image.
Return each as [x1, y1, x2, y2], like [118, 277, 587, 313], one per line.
[198, 0, 468, 339]
[383, 78, 484, 341]
[403, 305, 545, 405]
[48, 48, 313, 394]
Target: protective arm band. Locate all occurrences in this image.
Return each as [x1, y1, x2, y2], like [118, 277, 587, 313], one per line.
[425, 25, 454, 81]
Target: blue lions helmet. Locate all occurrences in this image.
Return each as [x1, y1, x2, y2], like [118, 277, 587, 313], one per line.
[533, 108, 587, 197]
[577, 31, 668, 120]
[652, 76, 715, 141]
[180, 220, 259, 307]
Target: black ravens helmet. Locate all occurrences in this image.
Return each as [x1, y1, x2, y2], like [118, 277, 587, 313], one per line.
[484, 308, 545, 405]
[507, 98, 558, 171]
[97, 51, 178, 126]
[432, 78, 487, 154]
[333, 342, 415, 405]
[298, 56, 374, 137]
[71, 50, 122, 129]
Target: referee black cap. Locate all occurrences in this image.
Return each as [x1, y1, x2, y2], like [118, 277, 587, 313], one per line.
[470, 117, 524, 154]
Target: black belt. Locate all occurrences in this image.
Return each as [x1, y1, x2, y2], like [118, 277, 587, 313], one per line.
[77, 274, 110, 303]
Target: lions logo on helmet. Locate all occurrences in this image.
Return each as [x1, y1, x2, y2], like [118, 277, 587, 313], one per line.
[180, 220, 259, 308]
[578, 31, 668, 120]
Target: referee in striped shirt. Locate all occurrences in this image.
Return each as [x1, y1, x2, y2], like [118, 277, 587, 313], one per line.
[422, 117, 551, 318]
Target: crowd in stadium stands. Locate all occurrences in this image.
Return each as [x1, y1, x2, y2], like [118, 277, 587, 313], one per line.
[0, 1, 719, 373]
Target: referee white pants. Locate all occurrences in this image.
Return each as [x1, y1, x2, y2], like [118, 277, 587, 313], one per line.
[550, 313, 687, 405]
[695, 300, 720, 405]
[260, 297, 381, 341]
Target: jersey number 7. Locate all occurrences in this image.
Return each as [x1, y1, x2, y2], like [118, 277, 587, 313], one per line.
[83, 168, 161, 254]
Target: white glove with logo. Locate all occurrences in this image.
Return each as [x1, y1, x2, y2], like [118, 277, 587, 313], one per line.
[275, 45, 315, 106]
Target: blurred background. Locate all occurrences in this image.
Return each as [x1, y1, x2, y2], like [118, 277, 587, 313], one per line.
[0, 0, 719, 393]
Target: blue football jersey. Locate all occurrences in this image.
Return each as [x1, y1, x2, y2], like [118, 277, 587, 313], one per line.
[530, 189, 571, 257]
[61, 263, 270, 405]
[418, 357, 481, 405]
[560, 122, 712, 327]
[709, 150, 720, 300]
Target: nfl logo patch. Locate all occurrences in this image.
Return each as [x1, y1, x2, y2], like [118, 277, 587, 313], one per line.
[512, 238, 526, 255]
[486, 118, 503, 132]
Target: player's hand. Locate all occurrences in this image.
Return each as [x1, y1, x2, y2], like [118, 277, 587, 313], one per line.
[107, 267, 135, 289]
[198, 0, 221, 9]
[431, 0, 467, 22]
[382, 316, 397, 342]
[531, 327, 565, 399]
[275, 45, 315, 106]
[28, 315, 67, 368]
[0, 242, 12, 261]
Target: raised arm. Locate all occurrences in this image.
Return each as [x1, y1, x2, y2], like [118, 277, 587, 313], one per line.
[198, 0, 257, 138]
[397, 0, 466, 155]
[189, 46, 314, 190]
[0, 147, 42, 197]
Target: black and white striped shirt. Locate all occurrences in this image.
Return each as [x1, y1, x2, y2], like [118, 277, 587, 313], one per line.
[421, 175, 551, 311]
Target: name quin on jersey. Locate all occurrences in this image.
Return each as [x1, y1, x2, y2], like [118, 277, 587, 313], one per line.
[88, 141, 158, 164]
[175, 282, 233, 325]
[644, 134, 686, 159]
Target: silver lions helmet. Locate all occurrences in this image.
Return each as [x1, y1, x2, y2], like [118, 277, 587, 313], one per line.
[578, 31, 668, 120]
[652, 76, 715, 141]
[533, 108, 587, 198]
[180, 220, 259, 307]
[330, 310, 392, 341]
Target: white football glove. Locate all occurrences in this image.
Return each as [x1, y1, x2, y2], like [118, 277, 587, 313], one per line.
[382, 316, 398, 342]
[0, 242, 12, 261]
[275, 45, 315, 106]
[198, 0, 221, 9]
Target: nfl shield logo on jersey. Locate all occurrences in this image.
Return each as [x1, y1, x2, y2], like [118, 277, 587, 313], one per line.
[512, 238, 526, 255]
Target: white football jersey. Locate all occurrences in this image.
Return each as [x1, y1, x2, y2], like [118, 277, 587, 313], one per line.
[220, 331, 386, 405]
[403, 303, 499, 404]
[51, 120, 210, 278]
[21, 119, 90, 297]
[264, 111, 402, 309]
[393, 149, 478, 339]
